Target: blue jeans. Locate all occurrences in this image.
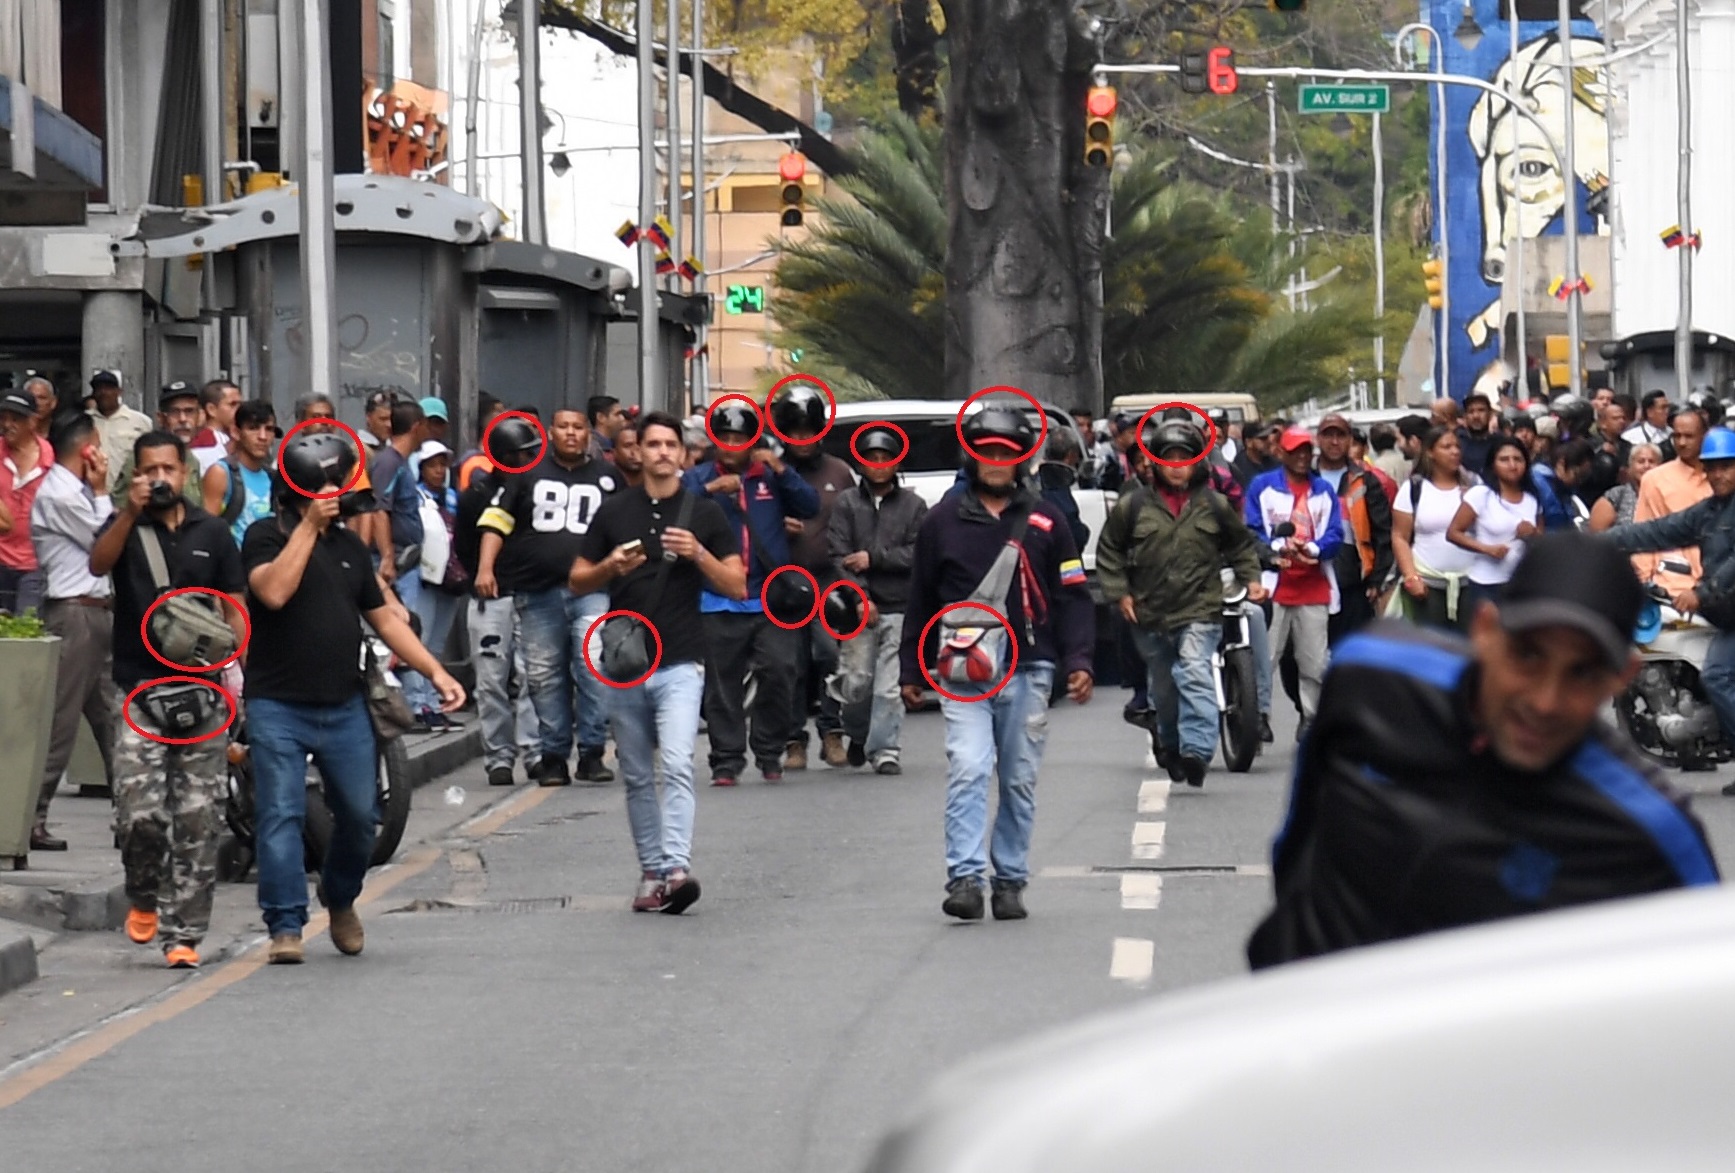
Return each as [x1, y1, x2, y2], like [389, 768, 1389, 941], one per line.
[610, 662, 703, 874]
[1248, 601, 1273, 714]
[1699, 630, 1735, 744]
[249, 695, 378, 936]
[940, 663, 1054, 885]
[516, 587, 610, 759]
[467, 595, 540, 771]
[1132, 622, 1221, 761]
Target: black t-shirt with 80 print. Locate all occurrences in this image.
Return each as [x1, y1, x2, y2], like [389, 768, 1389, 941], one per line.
[241, 518, 386, 704]
[578, 486, 738, 666]
[479, 452, 622, 594]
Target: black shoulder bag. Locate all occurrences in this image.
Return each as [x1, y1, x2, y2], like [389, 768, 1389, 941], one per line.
[598, 491, 695, 684]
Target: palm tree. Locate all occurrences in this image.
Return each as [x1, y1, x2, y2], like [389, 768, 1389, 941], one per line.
[771, 116, 1366, 410]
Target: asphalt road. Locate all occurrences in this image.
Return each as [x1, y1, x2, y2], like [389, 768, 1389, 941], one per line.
[5, 690, 1735, 1173]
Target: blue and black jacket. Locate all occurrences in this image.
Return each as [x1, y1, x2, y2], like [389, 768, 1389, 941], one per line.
[682, 458, 819, 612]
[1247, 621, 1719, 970]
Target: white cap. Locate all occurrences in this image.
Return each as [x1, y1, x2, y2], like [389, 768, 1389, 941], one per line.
[415, 439, 452, 463]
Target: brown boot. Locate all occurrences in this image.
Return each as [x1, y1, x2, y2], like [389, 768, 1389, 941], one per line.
[784, 740, 808, 771]
[821, 731, 849, 768]
[268, 934, 304, 965]
[329, 906, 365, 956]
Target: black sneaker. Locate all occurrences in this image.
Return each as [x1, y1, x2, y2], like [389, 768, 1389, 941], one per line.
[874, 759, 902, 776]
[575, 751, 614, 784]
[1295, 719, 1311, 745]
[532, 755, 571, 787]
[487, 765, 515, 787]
[1153, 737, 1184, 783]
[1260, 714, 1275, 744]
[990, 881, 1028, 921]
[658, 871, 702, 915]
[847, 740, 867, 768]
[941, 877, 985, 921]
[1122, 705, 1157, 732]
[1180, 755, 1207, 789]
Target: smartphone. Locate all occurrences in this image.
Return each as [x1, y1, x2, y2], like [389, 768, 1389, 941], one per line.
[621, 539, 645, 557]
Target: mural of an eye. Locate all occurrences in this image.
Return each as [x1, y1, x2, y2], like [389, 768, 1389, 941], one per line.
[1519, 160, 1551, 179]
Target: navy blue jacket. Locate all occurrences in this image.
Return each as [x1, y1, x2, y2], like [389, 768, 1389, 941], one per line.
[682, 458, 820, 606]
[1529, 463, 1580, 532]
[899, 487, 1096, 686]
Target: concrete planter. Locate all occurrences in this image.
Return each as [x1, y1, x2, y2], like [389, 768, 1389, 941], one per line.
[0, 637, 62, 867]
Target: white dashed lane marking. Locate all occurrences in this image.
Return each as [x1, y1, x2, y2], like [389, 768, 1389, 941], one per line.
[1110, 937, 1155, 985]
[1120, 873, 1163, 910]
[1131, 821, 1166, 860]
[1138, 779, 1170, 814]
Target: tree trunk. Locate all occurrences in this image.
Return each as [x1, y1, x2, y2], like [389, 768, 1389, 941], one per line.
[939, 0, 1107, 412]
[892, 0, 942, 121]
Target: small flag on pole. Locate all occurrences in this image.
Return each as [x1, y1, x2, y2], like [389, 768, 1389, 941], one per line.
[1661, 225, 1702, 250]
[1549, 276, 1592, 301]
[615, 219, 641, 247]
[678, 255, 704, 281]
[644, 216, 674, 252]
[655, 250, 677, 275]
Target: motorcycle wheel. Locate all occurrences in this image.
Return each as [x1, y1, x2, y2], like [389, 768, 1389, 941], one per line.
[1218, 647, 1260, 773]
[224, 758, 256, 848]
[303, 736, 413, 871]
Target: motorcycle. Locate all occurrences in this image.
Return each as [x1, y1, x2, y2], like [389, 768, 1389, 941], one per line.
[1215, 568, 1262, 773]
[1616, 559, 1734, 770]
[224, 631, 414, 876]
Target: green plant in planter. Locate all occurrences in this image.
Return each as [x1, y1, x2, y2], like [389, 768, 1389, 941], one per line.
[0, 610, 46, 639]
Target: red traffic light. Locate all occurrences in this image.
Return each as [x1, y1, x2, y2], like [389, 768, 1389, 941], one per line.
[1207, 46, 1238, 95]
[1086, 86, 1117, 119]
[778, 151, 807, 182]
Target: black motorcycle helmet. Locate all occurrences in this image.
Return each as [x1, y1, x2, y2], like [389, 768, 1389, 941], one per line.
[961, 406, 1037, 463]
[855, 425, 903, 462]
[484, 415, 543, 467]
[823, 583, 864, 635]
[708, 399, 760, 443]
[277, 431, 358, 500]
[769, 382, 828, 439]
[1687, 387, 1727, 428]
[1549, 393, 1595, 440]
[1145, 417, 1206, 463]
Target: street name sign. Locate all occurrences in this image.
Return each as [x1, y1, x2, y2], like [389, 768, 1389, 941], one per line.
[1298, 84, 1390, 114]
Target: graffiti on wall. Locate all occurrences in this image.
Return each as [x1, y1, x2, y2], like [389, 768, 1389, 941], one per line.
[1430, 0, 1606, 398]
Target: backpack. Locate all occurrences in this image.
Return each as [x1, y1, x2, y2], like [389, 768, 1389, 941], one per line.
[220, 458, 248, 527]
[138, 527, 239, 670]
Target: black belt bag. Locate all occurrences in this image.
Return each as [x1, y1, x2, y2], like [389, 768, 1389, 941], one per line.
[136, 681, 222, 738]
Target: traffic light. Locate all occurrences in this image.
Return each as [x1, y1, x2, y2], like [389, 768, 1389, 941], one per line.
[1422, 258, 1445, 310]
[778, 151, 807, 228]
[1084, 86, 1117, 167]
[1545, 334, 1573, 389]
[1269, 0, 1307, 11]
[1181, 51, 1207, 94]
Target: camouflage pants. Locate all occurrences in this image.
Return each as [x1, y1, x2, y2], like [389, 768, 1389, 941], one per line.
[113, 715, 227, 947]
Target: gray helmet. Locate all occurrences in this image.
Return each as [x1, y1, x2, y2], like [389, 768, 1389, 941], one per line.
[1549, 393, 1594, 438]
[1144, 417, 1206, 462]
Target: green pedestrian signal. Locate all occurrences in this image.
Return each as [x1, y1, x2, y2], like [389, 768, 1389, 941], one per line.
[1270, 0, 1306, 11]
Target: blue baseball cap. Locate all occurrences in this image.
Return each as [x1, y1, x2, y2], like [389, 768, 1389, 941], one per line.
[419, 396, 450, 422]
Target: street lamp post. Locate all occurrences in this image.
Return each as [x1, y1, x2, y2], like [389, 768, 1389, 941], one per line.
[1508, 5, 1528, 393]
[517, 0, 545, 245]
[691, 0, 708, 402]
[637, 0, 659, 411]
[1395, 22, 1449, 402]
[298, 0, 339, 403]
[1674, 0, 1694, 402]
[1556, 0, 1584, 401]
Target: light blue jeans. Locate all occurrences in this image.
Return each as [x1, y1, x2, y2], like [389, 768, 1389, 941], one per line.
[1132, 622, 1222, 761]
[940, 662, 1055, 885]
[1247, 602, 1273, 714]
[468, 595, 540, 771]
[610, 662, 703, 875]
[1698, 630, 1735, 744]
[837, 610, 905, 765]
[516, 586, 611, 758]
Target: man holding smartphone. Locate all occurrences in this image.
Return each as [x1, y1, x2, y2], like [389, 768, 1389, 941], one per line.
[571, 411, 745, 913]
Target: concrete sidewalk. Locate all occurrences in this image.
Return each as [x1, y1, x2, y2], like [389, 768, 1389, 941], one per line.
[0, 713, 481, 998]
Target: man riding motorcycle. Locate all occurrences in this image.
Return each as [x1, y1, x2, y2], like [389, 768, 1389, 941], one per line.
[1604, 426, 1735, 787]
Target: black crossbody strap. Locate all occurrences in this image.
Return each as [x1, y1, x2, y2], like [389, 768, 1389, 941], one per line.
[648, 490, 697, 599]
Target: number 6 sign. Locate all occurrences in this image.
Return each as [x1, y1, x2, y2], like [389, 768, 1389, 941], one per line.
[1207, 46, 1238, 96]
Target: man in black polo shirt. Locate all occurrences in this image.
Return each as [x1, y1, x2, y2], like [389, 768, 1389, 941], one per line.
[571, 411, 745, 914]
[244, 432, 464, 965]
[88, 430, 248, 968]
[477, 406, 621, 785]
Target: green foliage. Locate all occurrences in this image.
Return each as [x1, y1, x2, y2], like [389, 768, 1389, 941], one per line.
[770, 116, 1370, 410]
[0, 610, 47, 639]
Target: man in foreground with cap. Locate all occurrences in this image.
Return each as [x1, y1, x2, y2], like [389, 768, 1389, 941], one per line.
[87, 370, 153, 491]
[1247, 531, 1719, 970]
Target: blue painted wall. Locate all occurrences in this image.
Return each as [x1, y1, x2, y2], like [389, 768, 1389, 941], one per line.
[1426, 0, 1606, 399]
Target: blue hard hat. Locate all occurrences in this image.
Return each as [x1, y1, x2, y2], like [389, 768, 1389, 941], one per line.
[1634, 598, 1662, 646]
[1700, 427, 1735, 462]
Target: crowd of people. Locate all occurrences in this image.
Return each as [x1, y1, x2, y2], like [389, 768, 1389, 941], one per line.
[8, 366, 1734, 974]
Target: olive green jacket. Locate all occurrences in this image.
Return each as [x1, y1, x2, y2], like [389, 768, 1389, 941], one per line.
[1096, 484, 1262, 631]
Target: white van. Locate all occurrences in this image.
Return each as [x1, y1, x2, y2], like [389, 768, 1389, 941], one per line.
[1109, 391, 1261, 425]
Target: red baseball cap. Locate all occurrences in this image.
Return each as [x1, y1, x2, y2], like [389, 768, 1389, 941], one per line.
[1277, 425, 1315, 452]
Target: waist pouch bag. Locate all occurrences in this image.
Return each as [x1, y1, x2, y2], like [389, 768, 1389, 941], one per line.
[600, 492, 695, 684]
[365, 644, 418, 740]
[138, 527, 239, 668]
[137, 680, 223, 738]
[933, 510, 1031, 687]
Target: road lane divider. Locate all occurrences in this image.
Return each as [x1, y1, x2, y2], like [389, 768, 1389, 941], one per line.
[1109, 937, 1155, 985]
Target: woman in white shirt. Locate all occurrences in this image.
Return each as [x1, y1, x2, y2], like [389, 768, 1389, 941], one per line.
[1446, 436, 1540, 616]
[1392, 425, 1478, 630]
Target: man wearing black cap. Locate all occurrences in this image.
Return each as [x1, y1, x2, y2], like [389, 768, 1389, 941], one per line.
[1230, 421, 1280, 490]
[112, 383, 204, 509]
[1247, 531, 1719, 969]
